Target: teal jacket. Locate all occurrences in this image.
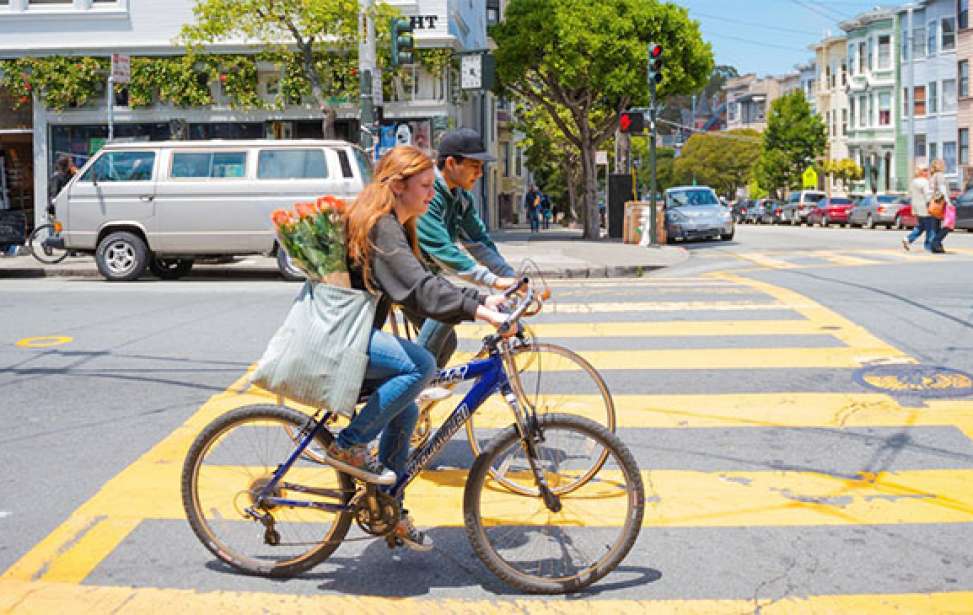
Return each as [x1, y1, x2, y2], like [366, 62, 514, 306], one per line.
[416, 175, 515, 286]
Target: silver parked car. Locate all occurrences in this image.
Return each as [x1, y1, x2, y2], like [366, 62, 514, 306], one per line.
[664, 186, 734, 242]
[847, 193, 907, 229]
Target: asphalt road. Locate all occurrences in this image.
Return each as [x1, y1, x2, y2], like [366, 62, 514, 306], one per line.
[2, 223, 972, 612]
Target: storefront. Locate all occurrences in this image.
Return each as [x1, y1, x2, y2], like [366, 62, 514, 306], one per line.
[0, 89, 34, 235]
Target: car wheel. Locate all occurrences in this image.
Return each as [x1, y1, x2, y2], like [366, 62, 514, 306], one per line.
[720, 231, 734, 241]
[95, 231, 149, 282]
[821, 216, 830, 227]
[276, 246, 305, 282]
[149, 257, 194, 280]
[864, 214, 874, 229]
[891, 216, 902, 230]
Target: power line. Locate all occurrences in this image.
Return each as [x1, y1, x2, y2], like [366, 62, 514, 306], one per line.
[708, 32, 814, 54]
[692, 11, 821, 36]
[657, 118, 764, 144]
[788, 0, 849, 22]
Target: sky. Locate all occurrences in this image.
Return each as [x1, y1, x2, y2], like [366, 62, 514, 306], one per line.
[675, 0, 897, 77]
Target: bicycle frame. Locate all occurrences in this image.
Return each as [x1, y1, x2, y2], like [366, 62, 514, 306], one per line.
[252, 348, 522, 514]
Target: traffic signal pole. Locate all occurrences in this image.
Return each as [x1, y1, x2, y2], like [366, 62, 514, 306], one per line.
[358, 0, 376, 156]
[647, 78, 657, 247]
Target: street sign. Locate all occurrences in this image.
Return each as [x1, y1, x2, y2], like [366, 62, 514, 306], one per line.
[111, 54, 130, 84]
[596, 150, 608, 166]
[802, 166, 818, 188]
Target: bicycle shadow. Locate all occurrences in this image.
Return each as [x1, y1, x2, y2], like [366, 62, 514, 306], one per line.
[203, 527, 660, 597]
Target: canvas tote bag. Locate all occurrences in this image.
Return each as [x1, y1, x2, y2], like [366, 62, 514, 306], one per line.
[250, 281, 377, 418]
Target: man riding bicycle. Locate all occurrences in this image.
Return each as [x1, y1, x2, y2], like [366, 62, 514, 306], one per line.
[410, 129, 519, 368]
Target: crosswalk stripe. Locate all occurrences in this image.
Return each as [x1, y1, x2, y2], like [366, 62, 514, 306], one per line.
[1, 580, 970, 614]
[455, 320, 848, 339]
[454, 347, 912, 370]
[542, 301, 803, 313]
[732, 252, 799, 269]
[812, 251, 883, 266]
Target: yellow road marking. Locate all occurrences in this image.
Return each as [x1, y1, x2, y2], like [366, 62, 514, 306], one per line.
[14, 336, 73, 348]
[543, 300, 805, 313]
[1, 580, 969, 614]
[453, 347, 911, 370]
[812, 252, 883, 267]
[732, 252, 799, 269]
[455, 319, 852, 339]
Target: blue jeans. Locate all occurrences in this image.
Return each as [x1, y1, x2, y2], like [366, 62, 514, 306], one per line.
[906, 216, 939, 251]
[417, 317, 456, 368]
[529, 212, 540, 232]
[337, 329, 436, 482]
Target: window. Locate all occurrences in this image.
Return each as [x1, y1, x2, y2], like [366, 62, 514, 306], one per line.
[878, 34, 891, 69]
[848, 44, 855, 75]
[914, 27, 927, 57]
[336, 149, 353, 178]
[961, 0, 969, 30]
[879, 92, 891, 125]
[859, 42, 867, 73]
[944, 141, 957, 173]
[353, 148, 372, 183]
[171, 151, 246, 178]
[868, 94, 874, 126]
[960, 128, 969, 165]
[930, 142, 938, 163]
[960, 61, 969, 97]
[826, 64, 832, 88]
[867, 37, 874, 70]
[944, 79, 957, 111]
[80, 151, 155, 183]
[915, 134, 927, 159]
[256, 149, 327, 179]
[929, 20, 937, 55]
[830, 110, 836, 136]
[486, 0, 500, 25]
[842, 108, 848, 135]
[503, 142, 511, 177]
[516, 148, 523, 177]
[902, 25, 910, 60]
[903, 87, 910, 117]
[914, 85, 927, 116]
[850, 97, 856, 127]
[859, 95, 867, 127]
[841, 62, 847, 85]
[943, 17, 956, 50]
[930, 81, 938, 113]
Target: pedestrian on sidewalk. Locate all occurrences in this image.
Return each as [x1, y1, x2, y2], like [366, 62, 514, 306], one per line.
[525, 185, 541, 233]
[47, 155, 75, 216]
[541, 193, 552, 229]
[929, 158, 951, 254]
[410, 128, 519, 367]
[903, 163, 936, 252]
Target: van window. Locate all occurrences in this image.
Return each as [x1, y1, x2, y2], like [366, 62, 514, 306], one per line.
[353, 148, 373, 183]
[171, 151, 247, 179]
[257, 149, 327, 179]
[336, 149, 354, 178]
[788, 193, 800, 203]
[80, 151, 155, 182]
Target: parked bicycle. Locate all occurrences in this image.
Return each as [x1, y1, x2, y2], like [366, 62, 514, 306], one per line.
[182, 278, 644, 594]
[28, 208, 68, 265]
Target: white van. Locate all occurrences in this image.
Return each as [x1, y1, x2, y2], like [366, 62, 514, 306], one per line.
[52, 139, 371, 281]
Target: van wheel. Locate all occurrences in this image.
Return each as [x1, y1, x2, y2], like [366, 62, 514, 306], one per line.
[150, 257, 194, 280]
[276, 247, 305, 282]
[720, 231, 734, 241]
[96, 231, 149, 281]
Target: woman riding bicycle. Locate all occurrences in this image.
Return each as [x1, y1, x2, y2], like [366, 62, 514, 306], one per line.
[326, 145, 510, 551]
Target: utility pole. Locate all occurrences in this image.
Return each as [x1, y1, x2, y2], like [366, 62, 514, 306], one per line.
[358, 0, 377, 157]
[906, 4, 915, 183]
[640, 42, 663, 247]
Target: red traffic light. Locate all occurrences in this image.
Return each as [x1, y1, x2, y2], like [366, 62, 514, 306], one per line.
[650, 44, 662, 58]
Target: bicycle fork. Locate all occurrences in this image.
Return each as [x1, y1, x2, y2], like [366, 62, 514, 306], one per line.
[500, 387, 562, 513]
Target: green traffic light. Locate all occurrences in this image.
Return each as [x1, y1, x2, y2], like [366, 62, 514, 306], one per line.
[391, 17, 415, 67]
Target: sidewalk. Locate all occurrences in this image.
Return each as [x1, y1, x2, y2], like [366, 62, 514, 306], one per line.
[0, 225, 687, 280]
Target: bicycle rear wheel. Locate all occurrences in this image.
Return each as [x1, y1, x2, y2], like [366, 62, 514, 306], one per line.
[182, 404, 354, 577]
[464, 414, 644, 594]
[465, 342, 615, 495]
[29, 224, 68, 264]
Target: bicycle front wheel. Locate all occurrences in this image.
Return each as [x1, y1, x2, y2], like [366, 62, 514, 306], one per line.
[464, 414, 644, 594]
[465, 342, 615, 495]
[29, 224, 68, 264]
[182, 404, 354, 577]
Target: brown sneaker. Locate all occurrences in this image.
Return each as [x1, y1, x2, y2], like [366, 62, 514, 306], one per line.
[393, 511, 433, 552]
[326, 441, 396, 485]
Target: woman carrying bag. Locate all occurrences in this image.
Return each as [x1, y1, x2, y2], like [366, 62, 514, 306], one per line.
[929, 159, 953, 254]
[327, 145, 510, 551]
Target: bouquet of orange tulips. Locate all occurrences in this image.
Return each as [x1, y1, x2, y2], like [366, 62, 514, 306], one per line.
[271, 195, 349, 286]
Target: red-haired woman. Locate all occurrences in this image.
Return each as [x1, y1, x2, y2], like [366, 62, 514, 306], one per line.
[327, 145, 509, 551]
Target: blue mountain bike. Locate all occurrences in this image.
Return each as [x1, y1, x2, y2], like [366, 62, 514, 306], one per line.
[181, 279, 644, 594]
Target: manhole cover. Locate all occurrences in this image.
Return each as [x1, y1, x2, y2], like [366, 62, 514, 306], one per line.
[854, 365, 973, 399]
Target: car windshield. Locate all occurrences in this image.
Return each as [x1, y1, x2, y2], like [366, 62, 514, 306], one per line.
[668, 189, 719, 207]
[877, 195, 899, 203]
[830, 198, 852, 204]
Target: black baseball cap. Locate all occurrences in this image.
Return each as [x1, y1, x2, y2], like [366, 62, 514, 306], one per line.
[437, 128, 496, 162]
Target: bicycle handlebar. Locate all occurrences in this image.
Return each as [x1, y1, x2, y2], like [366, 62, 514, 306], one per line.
[497, 276, 537, 337]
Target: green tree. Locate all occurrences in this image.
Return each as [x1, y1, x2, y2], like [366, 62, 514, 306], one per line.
[492, 0, 713, 239]
[755, 91, 827, 195]
[514, 101, 582, 221]
[180, 0, 397, 138]
[671, 129, 762, 198]
[630, 140, 675, 194]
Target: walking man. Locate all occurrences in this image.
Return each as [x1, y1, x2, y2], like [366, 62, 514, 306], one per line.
[903, 164, 935, 252]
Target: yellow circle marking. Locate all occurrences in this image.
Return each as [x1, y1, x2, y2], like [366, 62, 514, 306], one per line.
[16, 336, 73, 348]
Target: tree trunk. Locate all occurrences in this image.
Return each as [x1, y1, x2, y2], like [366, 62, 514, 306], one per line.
[301, 44, 336, 139]
[579, 141, 599, 239]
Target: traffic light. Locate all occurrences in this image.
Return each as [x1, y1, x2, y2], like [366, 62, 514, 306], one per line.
[391, 18, 414, 67]
[619, 111, 645, 134]
[648, 42, 663, 86]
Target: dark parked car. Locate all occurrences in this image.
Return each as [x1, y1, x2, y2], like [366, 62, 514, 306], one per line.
[950, 188, 973, 230]
[806, 196, 855, 227]
[780, 190, 826, 225]
[761, 199, 786, 224]
[731, 199, 753, 224]
[847, 193, 907, 229]
[743, 199, 768, 223]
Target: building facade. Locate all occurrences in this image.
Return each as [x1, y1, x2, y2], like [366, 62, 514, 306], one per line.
[0, 0, 497, 229]
[956, 0, 972, 187]
[896, 0, 960, 191]
[723, 73, 786, 132]
[815, 35, 850, 192]
[841, 8, 899, 193]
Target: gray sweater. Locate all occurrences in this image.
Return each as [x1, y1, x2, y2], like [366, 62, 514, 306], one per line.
[349, 214, 484, 330]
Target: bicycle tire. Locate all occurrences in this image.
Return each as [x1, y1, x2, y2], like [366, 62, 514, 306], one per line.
[182, 404, 354, 577]
[465, 342, 615, 495]
[28, 224, 68, 264]
[464, 414, 644, 594]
